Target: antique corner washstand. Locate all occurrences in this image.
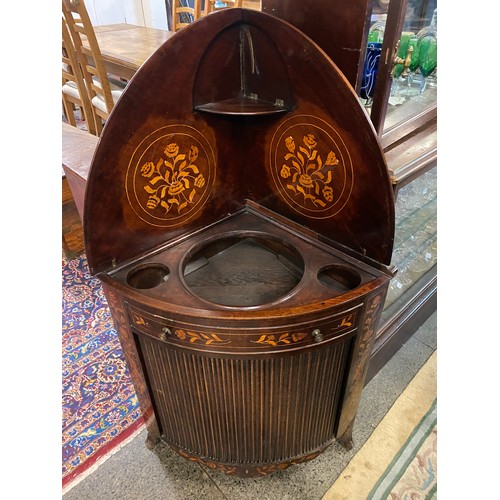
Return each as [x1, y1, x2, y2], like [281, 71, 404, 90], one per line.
[83, 9, 395, 477]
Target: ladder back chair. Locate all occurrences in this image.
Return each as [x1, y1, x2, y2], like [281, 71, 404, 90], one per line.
[205, 0, 242, 15]
[62, 16, 97, 135]
[62, 0, 125, 135]
[171, 0, 202, 32]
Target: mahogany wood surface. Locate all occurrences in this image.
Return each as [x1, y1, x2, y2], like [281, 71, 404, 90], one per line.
[369, 0, 409, 134]
[82, 9, 395, 477]
[98, 216, 390, 476]
[261, 0, 372, 91]
[84, 9, 394, 276]
[61, 5, 434, 460]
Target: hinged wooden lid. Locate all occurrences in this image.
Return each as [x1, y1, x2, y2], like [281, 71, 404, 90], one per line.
[84, 9, 394, 275]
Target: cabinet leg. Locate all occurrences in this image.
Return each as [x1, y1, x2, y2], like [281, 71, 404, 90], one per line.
[337, 419, 354, 450]
[145, 432, 160, 450]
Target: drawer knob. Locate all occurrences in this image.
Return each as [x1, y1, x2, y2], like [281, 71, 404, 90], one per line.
[160, 327, 172, 341]
[311, 329, 323, 343]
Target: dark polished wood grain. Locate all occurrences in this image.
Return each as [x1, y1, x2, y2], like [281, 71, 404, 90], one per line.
[83, 9, 395, 476]
[84, 9, 394, 275]
[369, 0, 409, 133]
[262, 0, 372, 91]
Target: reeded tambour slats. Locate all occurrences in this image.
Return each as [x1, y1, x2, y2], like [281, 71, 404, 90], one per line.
[138, 334, 351, 464]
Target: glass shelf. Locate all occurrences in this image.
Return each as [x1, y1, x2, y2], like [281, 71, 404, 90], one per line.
[364, 80, 436, 133]
[384, 166, 437, 310]
[360, 0, 437, 139]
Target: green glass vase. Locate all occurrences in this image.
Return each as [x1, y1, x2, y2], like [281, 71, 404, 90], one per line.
[418, 34, 437, 92]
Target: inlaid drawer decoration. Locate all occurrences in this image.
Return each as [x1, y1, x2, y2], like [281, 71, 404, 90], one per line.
[128, 303, 360, 352]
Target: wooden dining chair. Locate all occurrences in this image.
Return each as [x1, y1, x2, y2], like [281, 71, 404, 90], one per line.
[205, 0, 242, 15]
[62, 17, 98, 135]
[171, 0, 202, 32]
[62, 0, 126, 135]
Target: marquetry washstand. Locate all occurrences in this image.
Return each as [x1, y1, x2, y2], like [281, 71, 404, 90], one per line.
[84, 9, 395, 477]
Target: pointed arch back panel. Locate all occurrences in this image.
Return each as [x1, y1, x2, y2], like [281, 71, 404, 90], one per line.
[84, 9, 394, 275]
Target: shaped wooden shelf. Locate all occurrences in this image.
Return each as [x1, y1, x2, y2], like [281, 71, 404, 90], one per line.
[195, 96, 291, 116]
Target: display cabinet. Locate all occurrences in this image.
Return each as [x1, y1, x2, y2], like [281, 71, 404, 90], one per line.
[262, 0, 437, 380]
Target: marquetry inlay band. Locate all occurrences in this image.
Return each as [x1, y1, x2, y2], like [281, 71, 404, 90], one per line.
[130, 309, 356, 350]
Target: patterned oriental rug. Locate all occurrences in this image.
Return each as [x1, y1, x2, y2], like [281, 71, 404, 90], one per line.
[62, 255, 144, 492]
[324, 351, 437, 499]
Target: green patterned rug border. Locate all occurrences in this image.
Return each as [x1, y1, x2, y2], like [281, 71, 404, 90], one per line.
[367, 398, 437, 500]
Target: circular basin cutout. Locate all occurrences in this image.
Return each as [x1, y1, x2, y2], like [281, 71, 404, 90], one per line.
[183, 234, 304, 307]
[317, 265, 361, 293]
[127, 264, 170, 289]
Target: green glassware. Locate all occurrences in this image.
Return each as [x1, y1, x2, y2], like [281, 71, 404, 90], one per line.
[393, 32, 413, 79]
[418, 34, 437, 92]
[408, 38, 421, 72]
[406, 37, 420, 87]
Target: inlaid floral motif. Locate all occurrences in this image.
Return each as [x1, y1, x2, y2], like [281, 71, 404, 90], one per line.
[280, 133, 340, 209]
[339, 315, 353, 327]
[174, 329, 231, 345]
[140, 143, 205, 215]
[251, 332, 308, 346]
[132, 313, 147, 326]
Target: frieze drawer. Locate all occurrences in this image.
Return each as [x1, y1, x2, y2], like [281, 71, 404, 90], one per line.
[127, 302, 360, 354]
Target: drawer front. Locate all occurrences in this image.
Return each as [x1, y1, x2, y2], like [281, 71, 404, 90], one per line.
[126, 302, 361, 354]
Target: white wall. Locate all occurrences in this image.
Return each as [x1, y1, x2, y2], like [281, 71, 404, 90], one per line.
[141, 0, 169, 29]
[86, 0, 167, 29]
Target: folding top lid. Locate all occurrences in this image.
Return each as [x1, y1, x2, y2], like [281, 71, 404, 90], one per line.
[84, 9, 395, 275]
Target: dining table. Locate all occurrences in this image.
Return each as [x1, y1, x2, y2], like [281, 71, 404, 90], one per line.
[94, 24, 175, 81]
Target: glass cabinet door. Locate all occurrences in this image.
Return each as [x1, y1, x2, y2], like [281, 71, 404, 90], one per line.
[381, 165, 437, 323]
[361, 0, 437, 140]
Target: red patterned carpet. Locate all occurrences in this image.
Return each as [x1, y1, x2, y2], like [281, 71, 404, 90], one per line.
[62, 254, 144, 491]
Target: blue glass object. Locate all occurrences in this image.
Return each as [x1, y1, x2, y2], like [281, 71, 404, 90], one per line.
[360, 43, 382, 103]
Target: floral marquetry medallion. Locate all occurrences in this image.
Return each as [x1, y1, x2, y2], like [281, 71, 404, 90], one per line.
[126, 125, 216, 228]
[270, 115, 354, 219]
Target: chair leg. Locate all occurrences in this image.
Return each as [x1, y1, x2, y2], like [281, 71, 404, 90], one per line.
[80, 106, 98, 136]
[94, 112, 104, 136]
[62, 99, 76, 127]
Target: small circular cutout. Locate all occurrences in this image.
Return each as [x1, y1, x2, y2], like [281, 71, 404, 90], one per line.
[127, 264, 170, 289]
[317, 265, 361, 293]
